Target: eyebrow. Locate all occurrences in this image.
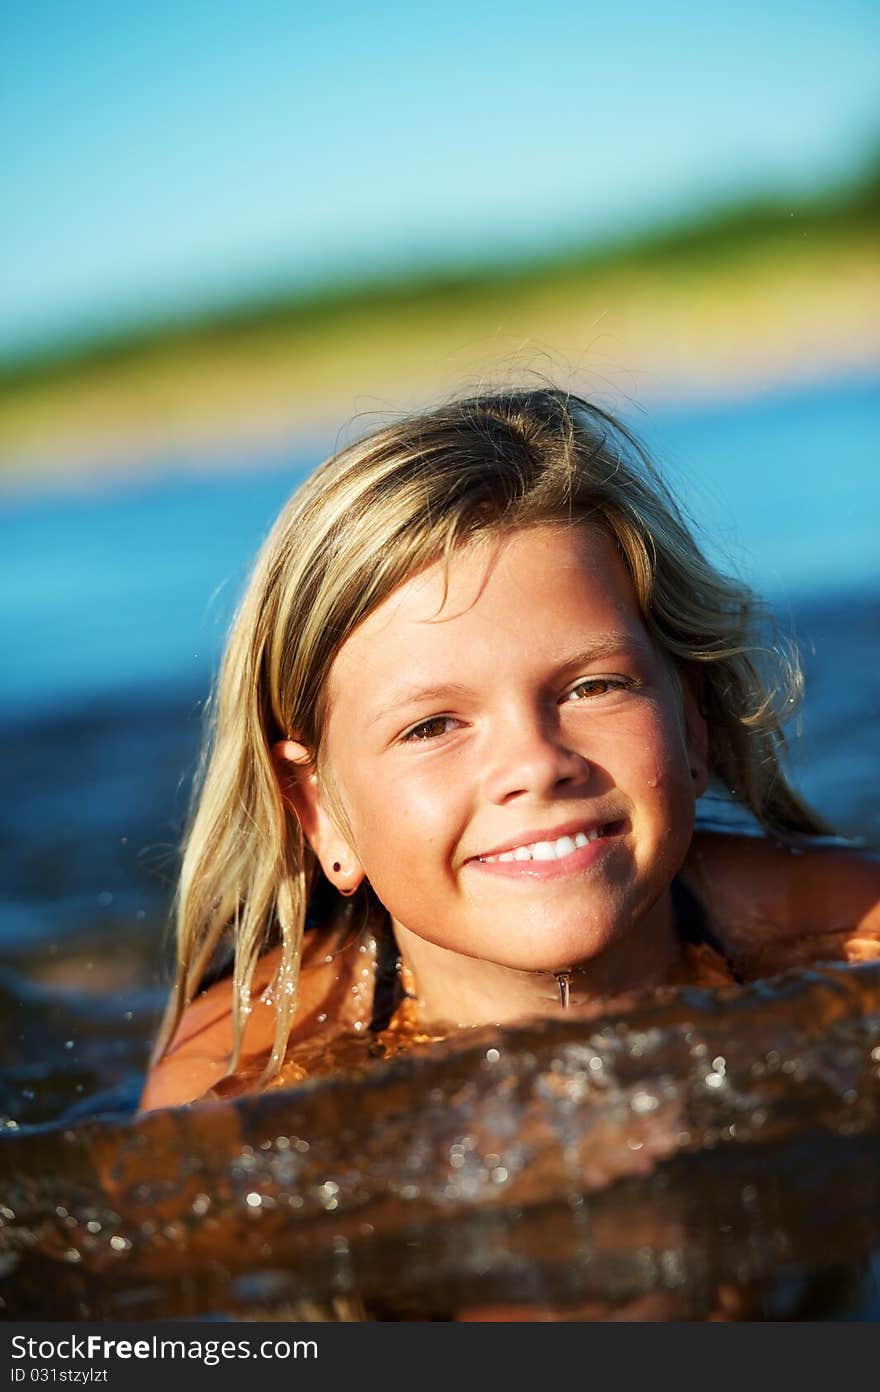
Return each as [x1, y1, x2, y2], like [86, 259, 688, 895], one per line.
[367, 682, 474, 729]
[367, 633, 653, 727]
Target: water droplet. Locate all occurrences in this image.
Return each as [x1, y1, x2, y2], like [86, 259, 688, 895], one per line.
[109, 1235, 130, 1252]
[245, 1192, 263, 1208]
[704, 1072, 724, 1089]
[64, 1249, 81, 1263]
[64, 1040, 74, 1051]
[86, 1221, 102, 1234]
[554, 971, 571, 1008]
[191, 1193, 211, 1215]
[631, 1090, 659, 1114]
[485, 1048, 500, 1064]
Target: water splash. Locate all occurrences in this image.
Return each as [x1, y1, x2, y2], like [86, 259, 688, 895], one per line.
[2, 961, 880, 1320]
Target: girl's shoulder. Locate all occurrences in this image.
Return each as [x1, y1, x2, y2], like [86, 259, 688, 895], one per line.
[683, 830, 880, 974]
[139, 926, 366, 1112]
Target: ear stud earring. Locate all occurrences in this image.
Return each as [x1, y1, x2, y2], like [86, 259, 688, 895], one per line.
[332, 861, 341, 872]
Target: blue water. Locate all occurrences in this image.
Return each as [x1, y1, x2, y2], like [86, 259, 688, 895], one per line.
[647, 375, 880, 600]
[0, 375, 877, 972]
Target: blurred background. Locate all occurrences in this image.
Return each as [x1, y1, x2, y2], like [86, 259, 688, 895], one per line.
[1, 1, 878, 1124]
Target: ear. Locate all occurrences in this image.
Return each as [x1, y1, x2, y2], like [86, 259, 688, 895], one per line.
[271, 739, 365, 894]
[679, 667, 709, 798]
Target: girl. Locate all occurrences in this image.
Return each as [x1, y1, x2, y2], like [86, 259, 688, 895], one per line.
[140, 387, 880, 1111]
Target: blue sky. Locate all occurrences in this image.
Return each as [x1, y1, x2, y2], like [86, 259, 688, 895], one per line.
[2, 0, 877, 357]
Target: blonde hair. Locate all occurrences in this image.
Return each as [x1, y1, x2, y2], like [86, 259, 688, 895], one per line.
[153, 387, 829, 1077]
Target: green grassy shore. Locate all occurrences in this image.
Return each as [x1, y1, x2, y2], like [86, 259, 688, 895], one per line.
[2, 168, 878, 480]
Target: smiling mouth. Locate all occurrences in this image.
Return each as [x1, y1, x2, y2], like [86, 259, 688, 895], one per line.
[475, 821, 626, 865]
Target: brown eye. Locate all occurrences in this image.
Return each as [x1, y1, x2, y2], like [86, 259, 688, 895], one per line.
[565, 678, 631, 701]
[568, 680, 611, 699]
[403, 716, 457, 741]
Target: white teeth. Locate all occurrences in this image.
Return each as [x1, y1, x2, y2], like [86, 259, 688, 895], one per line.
[482, 828, 605, 864]
[530, 841, 555, 861]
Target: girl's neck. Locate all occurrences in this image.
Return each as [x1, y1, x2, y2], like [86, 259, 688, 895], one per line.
[392, 892, 680, 1030]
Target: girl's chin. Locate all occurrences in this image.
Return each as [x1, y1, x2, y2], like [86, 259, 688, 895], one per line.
[476, 932, 622, 977]
[394, 911, 630, 975]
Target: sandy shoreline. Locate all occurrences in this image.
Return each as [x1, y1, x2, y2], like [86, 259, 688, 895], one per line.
[1, 234, 877, 487]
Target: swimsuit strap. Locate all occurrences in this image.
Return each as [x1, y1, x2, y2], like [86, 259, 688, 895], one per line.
[369, 917, 405, 1032]
[670, 873, 741, 977]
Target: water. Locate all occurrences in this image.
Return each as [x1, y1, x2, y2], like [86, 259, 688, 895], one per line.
[0, 375, 878, 1319]
[3, 964, 880, 1319]
[555, 972, 571, 1009]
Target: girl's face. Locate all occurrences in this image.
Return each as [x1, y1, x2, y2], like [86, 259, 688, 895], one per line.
[299, 523, 705, 987]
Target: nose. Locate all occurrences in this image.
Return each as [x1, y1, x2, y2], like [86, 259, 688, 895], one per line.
[482, 703, 590, 805]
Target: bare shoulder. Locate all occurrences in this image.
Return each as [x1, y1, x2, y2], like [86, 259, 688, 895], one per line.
[138, 951, 280, 1112]
[683, 831, 880, 965]
[139, 932, 353, 1112]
